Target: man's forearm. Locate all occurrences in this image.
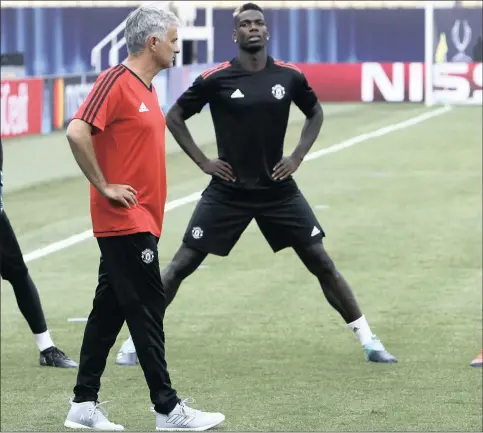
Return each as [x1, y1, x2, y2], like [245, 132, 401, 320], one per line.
[166, 104, 209, 168]
[291, 103, 324, 162]
[66, 120, 108, 194]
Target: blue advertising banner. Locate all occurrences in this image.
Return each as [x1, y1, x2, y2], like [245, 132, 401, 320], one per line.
[1, 7, 481, 77]
[433, 7, 482, 62]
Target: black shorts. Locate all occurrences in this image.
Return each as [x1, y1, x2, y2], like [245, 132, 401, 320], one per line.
[182, 183, 325, 256]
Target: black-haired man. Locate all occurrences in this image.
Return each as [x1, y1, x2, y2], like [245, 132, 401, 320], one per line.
[117, 2, 397, 366]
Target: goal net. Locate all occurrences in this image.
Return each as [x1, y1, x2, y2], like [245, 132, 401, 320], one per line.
[424, 1, 482, 106]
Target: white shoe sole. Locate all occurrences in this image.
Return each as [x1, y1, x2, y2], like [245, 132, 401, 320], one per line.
[156, 417, 225, 431]
[64, 420, 125, 431]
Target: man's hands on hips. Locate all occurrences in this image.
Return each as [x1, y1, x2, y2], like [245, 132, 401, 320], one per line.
[199, 158, 236, 182]
[272, 155, 303, 181]
[101, 184, 138, 209]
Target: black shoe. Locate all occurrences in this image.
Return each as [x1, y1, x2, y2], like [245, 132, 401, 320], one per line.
[40, 346, 78, 368]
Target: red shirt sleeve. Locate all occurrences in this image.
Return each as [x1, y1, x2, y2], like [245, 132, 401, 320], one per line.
[73, 65, 126, 132]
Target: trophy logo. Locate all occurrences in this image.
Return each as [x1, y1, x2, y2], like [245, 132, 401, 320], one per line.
[451, 19, 472, 62]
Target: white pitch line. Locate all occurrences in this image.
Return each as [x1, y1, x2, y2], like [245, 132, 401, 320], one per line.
[23, 105, 451, 264]
[67, 318, 88, 322]
[303, 105, 451, 161]
[23, 192, 202, 263]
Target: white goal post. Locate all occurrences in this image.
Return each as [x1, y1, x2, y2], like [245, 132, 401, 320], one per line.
[424, 0, 482, 107]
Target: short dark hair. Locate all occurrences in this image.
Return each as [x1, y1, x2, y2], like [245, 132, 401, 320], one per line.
[233, 3, 264, 20]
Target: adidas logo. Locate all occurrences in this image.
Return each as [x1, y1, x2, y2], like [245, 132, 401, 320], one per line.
[166, 414, 195, 427]
[230, 89, 244, 98]
[311, 226, 321, 237]
[139, 102, 149, 112]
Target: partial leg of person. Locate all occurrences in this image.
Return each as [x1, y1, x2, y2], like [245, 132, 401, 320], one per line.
[65, 256, 126, 430]
[75, 232, 224, 431]
[256, 190, 397, 363]
[0, 211, 77, 368]
[116, 185, 253, 366]
[116, 245, 207, 366]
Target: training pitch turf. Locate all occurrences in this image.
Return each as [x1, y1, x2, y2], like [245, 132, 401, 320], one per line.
[1, 103, 482, 431]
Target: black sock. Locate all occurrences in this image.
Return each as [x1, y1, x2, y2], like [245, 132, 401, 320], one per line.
[10, 273, 48, 334]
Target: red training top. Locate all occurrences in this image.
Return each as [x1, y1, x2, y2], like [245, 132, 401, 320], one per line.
[73, 64, 167, 238]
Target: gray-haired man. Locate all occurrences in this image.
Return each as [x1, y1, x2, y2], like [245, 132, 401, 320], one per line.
[64, 6, 224, 431]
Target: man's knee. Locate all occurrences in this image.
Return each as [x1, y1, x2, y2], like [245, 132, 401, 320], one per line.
[162, 243, 207, 282]
[294, 242, 336, 278]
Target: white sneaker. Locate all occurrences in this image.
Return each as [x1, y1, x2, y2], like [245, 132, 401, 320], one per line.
[64, 400, 124, 431]
[155, 398, 225, 431]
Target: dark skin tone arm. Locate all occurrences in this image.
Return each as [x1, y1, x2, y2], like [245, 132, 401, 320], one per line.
[166, 96, 323, 183]
[272, 102, 324, 180]
[168, 10, 322, 184]
[166, 105, 236, 182]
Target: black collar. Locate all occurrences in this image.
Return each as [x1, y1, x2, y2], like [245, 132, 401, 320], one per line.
[231, 55, 274, 71]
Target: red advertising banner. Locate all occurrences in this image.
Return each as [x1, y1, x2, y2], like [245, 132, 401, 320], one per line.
[297, 62, 482, 103]
[296, 63, 362, 102]
[1, 64, 480, 141]
[1, 78, 43, 139]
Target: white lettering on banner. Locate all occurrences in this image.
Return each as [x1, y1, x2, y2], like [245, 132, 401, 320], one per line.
[362, 62, 403, 102]
[0, 81, 29, 136]
[361, 62, 481, 103]
[433, 62, 482, 103]
[361, 62, 423, 103]
[64, 83, 95, 122]
[409, 62, 424, 102]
